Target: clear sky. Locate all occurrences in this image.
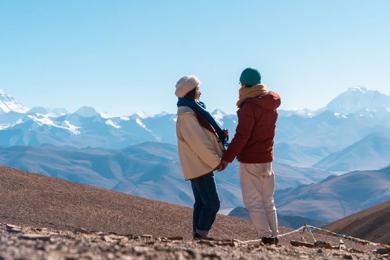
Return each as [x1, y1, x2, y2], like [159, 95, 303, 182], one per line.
[1, 0, 389, 115]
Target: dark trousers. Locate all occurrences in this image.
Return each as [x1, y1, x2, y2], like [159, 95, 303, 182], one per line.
[190, 173, 220, 234]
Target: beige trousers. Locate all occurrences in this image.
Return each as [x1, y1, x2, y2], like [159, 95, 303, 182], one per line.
[239, 162, 278, 237]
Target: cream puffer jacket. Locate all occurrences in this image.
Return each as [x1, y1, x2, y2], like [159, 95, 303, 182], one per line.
[176, 106, 224, 180]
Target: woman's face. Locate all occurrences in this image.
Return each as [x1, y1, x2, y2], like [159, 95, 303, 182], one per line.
[195, 86, 201, 100]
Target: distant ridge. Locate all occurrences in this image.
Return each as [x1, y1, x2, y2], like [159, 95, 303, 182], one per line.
[229, 207, 325, 229]
[325, 201, 390, 244]
[275, 166, 390, 222]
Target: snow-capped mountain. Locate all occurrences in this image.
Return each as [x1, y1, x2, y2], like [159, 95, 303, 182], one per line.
[279, 108, 316, 118]
[0, 88, 390, 171]
[0, 89, 29, 114]
[211, 109, 226, 125]
[74, 106, 100, 118]
[28, 106, 68, 117]
[325, 87, 390, 114]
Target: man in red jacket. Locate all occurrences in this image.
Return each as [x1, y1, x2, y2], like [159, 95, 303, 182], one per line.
[218, 67, 281, 245]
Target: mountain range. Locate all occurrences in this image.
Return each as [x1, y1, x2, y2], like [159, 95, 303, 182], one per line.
[226, 166, 390, 226]
[1, 87, 390, 172]
[314, 132, 390, 172]
[228, 207, 325, 229]
[0, 142, 331, 209]
[0, 87, 389, 240]
[275, 166, 390, 222]
[1, 141, 387, 225]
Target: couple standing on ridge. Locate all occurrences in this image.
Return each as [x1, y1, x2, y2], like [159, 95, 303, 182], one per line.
[175, 67, 281, 245]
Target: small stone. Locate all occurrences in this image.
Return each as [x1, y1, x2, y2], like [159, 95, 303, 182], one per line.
[35, 227, 49, 232]
[103, 235, 123, 243]
[119, 237, 129, 244]
[290, 240, 314, 248]
[65, 256, 78, 260]
[127, 234, 137, 239]
[47, 252, 65, 260]
[348, 248, 364, 254]
[133, 246, 150, 254]
[167, 236, 183, 241]
[185, 249, 198, 258]
[20, 234, 51, 241]
[201, 252, 221, 259]
[337, 239, 346, 250]
[343, 254, 353, 259]
[141, 234, 153, 239]
[6, 224, 22, 233]
[376, 248, 390, 255]
[339, 244, 347, 250]
[197, 240, 215, 247]
[217, 240, 237, 247]
[35, 243, 46, 251]
[75, 227, 89, 234]
[175, 252, 187, 260]
[266, 246, 278, 252]
[314, 240, 334, 249]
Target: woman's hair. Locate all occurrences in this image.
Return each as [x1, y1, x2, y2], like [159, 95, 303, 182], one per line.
[184, 88, 197, 100]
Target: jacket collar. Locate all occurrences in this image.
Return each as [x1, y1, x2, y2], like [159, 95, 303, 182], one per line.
[177, 106, 193, 115]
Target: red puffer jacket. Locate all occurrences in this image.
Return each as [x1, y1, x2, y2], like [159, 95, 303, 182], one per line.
[222, 91, 281, 163]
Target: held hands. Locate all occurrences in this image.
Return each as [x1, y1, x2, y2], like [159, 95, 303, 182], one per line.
[216, 160, 229, 172]
[216, 148, 229, 172]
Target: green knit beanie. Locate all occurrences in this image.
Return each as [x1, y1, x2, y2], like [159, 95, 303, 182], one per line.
[239, 68, 261, 86]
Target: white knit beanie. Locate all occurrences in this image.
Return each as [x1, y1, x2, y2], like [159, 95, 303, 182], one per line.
[175, 75, 200, 98]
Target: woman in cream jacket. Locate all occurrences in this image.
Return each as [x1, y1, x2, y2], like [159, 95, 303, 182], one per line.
[175, 75, 227, 239]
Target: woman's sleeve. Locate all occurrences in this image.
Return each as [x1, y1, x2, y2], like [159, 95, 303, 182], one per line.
[178, 113, 221, 169]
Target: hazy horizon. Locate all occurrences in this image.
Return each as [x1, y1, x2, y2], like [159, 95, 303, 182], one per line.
[2, 86, 389, 116]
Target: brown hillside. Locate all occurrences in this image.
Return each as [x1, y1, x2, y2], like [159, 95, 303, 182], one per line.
[1, 166, 388, 259]
[325, 201, 390, 244]
[0, 166, 258, 240]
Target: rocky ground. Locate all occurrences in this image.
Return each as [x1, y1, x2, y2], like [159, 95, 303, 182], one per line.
[1, 223, 389, 260]
[1, 168, 389, 259]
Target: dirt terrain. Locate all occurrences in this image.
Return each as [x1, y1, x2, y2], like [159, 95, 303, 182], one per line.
[0, 166, 388, 259]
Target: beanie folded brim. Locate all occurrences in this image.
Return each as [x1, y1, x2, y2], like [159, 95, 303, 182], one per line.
[175, 76, 200, 97]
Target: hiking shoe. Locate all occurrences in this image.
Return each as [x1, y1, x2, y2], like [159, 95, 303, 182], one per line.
[193, 233, 215, 241]
[261, 236, 279, 245]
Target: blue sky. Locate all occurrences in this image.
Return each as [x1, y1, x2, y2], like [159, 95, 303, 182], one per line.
[1, 0, 389, 115]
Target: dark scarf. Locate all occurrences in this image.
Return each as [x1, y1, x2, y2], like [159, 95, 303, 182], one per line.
[177, 98, 228, 147]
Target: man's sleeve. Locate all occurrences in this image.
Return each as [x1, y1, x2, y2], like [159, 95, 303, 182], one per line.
[222, 104, 255, 162]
